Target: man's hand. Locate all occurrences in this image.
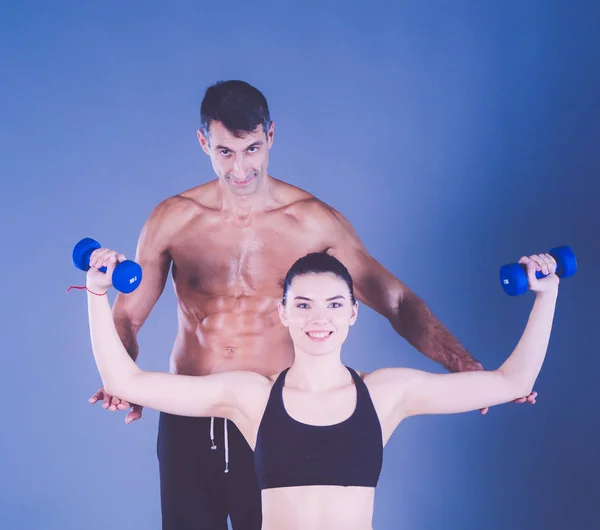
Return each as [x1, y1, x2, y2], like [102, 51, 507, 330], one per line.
[479, 391, 538, 415]
[457, 361, 538, 415]
[89, 387, 143, 424]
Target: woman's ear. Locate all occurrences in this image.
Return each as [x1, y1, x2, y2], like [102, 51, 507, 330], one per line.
[278, 302, 289, 327]
[349, 301, 359, 326]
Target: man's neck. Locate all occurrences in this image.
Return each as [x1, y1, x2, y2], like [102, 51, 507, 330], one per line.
[219, 175, 276, 221]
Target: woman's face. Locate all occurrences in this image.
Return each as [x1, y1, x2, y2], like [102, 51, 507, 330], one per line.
[278, 272, 358, 356]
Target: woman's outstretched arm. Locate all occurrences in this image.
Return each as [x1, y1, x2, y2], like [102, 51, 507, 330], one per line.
[370, 252, 561, 418]
[84, 248, 269, 420]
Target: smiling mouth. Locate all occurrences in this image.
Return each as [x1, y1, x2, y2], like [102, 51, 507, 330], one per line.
[230, 175, 255, 186]
[306, 331, 333, 342]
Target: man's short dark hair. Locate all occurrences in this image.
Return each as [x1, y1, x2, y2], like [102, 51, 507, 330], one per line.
[200, 80, 272, 143]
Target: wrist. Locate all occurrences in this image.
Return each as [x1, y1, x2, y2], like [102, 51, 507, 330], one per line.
[85, 281, 108, 296]
[534, 290, 558, 303]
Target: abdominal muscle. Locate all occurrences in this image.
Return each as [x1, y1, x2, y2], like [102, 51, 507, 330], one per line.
[261, 486, 375, 530]
[168, 292, 295, 377]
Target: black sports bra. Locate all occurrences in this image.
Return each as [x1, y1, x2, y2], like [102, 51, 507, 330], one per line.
[254, 366, 383, 490]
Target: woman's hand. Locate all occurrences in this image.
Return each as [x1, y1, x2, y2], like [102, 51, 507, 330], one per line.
[519, 253, 560, 296]
[86, 248, 127, 294]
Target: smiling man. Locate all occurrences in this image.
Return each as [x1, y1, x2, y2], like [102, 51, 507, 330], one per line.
[88, 80, 534, 530]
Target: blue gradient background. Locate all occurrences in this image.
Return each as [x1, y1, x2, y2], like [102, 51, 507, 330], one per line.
[1, 2, 598, 529]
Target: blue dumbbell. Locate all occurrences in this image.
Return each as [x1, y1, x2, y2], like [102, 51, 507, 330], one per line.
[72, 237, 142, 294]
[499, 245, 577, 296]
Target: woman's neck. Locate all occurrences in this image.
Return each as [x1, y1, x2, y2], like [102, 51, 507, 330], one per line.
[286, 350, 350, 391]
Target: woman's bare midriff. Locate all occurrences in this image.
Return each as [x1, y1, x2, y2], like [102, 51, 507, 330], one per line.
[261, 486, 375, 530]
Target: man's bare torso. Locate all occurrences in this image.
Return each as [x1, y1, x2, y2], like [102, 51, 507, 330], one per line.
[164, 178, 337, 377]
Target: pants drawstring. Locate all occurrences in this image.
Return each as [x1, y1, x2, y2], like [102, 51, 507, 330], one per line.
[209, 417, 230, 473]
[224, 419, 229, 473]
[210, 416, 217, 450]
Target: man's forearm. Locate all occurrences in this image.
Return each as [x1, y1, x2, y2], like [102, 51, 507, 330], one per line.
[392, 293, 482, 373]
[113, 314, 140, 362]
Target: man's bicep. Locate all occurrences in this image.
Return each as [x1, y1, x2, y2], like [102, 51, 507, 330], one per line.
[114, 253, 171, 327]
[113, 204, 173, 330]
[325, 208, 407, 316]
[350, 251, 407, 315]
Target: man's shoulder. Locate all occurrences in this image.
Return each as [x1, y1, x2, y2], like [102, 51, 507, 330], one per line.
[135, 184, 217, 244]
[274, 179, 342, 224]
[149, 182, 218, 222]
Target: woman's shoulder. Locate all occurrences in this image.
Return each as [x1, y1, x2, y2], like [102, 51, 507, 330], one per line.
[355, 366, 421, 387]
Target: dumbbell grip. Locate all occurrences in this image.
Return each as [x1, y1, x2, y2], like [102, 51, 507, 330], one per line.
[82, 249, 108, 274]
[500, 245, 576, 296]
[72, 238, 142, 294]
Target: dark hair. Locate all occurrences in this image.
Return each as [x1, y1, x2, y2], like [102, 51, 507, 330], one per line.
[200, 80, 272, 143]
[282, 252, 356, 305]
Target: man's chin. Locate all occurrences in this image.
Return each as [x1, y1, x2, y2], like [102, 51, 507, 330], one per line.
[227, 176, 259, 194]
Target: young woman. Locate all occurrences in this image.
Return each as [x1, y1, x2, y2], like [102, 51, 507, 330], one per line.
[83, 248, 559, 530]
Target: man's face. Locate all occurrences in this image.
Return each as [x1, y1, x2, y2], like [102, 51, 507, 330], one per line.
[198, 120, 274, 196]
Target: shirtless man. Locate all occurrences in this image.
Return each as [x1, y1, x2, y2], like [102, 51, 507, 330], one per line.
[89, 80, 536, 530]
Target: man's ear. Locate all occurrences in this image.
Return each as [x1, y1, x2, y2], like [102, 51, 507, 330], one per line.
[197, 129, 211, 155]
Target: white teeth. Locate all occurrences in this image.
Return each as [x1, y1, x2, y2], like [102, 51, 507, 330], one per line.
[307, 331, 331, 338]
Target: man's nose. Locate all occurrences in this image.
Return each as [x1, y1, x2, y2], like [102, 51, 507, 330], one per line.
[233, 158, 247, 179]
